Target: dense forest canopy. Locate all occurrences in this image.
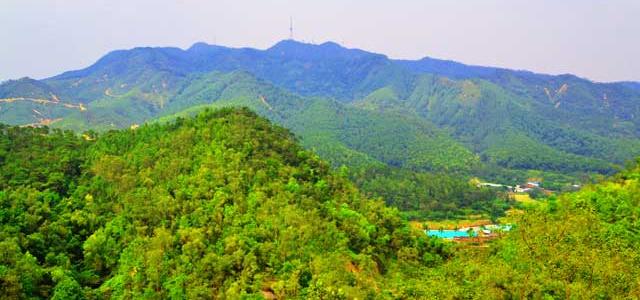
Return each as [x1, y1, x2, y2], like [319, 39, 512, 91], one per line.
[431, 159, 640, 298]
[0, 109, 449, 299]
[349, 166, 512, 220]
[1, 108, 640, 298]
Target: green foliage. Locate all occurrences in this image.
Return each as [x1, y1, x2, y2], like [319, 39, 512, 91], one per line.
[2, 107, 640, 298]
[286, 98, 479, 173]
[350, 166, 511, 220]
[0, 108, 447, 298]
[425, 161, 640, 298]
[357, 75, 631, 175]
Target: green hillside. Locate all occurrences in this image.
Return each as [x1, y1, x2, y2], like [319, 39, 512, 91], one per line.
[2, 108, 640, 298]
[422, 159, 640, 298]
[356, 74, 636, 174]
[0, 78, 84, 125]
[0, 109, 447, 299]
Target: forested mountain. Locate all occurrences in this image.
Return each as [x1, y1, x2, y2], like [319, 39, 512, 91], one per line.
[0, 109, 447, 298]
[354, 74, 639, 173]
[1, 109, 639, 298]
[0, 78, 84, 126]
[1, 39, 639, 213]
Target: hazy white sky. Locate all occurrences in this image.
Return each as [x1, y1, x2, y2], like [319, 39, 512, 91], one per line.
[1, 0, 638, 82]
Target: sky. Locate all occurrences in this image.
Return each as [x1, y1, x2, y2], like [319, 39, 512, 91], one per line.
[1, 0, 639, 82]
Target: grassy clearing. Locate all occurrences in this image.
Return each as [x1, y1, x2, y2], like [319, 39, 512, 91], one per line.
[512, 193, 536, 203]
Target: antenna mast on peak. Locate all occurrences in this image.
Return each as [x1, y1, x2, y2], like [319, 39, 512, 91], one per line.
[289, 17, 294, 40]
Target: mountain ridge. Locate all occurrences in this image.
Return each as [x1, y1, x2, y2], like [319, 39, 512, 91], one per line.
[40, 39, 638, 86]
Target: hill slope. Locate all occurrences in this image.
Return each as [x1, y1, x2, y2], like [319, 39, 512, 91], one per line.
[355, 74, 637, 174]
[46, 69, 477, 175]
[0, 108, 446, 299]
[427, 160, 640, 298]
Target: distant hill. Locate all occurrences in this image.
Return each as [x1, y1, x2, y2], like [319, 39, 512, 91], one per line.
[621, 81, 640, 91]
[0, 77, 84, 125]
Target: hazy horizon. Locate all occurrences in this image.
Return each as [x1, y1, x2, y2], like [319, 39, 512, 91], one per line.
[2, 0, 639, 83]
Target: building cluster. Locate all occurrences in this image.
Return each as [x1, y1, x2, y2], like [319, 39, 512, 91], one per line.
[514, 181, 540, 193]
[477, 180, 541, 193]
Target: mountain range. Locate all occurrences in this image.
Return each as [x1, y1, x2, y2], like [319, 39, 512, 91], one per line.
[2, 39, 640, 187]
